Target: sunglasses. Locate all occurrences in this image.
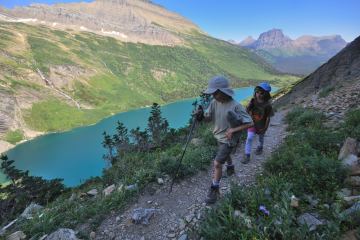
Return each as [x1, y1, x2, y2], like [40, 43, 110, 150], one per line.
[255, 89, 265, 95]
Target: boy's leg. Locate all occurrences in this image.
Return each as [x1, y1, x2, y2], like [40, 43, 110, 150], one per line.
[243, 130, 255, 164]
[206, 143, 232, 204]
[255, 133, 265, 155]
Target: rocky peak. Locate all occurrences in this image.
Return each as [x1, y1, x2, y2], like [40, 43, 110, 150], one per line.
[239, 36, 255, 47]
[253, 29, 292, 49]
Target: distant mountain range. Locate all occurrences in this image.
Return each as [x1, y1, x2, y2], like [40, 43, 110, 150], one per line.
[237, 29, 347, 75]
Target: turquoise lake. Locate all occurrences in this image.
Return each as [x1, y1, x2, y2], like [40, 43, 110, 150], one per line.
[2, 87, 257, 186]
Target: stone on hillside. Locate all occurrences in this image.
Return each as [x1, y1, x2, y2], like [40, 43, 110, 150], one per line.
[344, 196, 360, 205]
[20, 203, 43, 219]
[349, 176, 360, 186]
[297, 213, 324, 231]
[125, 184, 138, 191]
[290, 195, 299, 208]
[157, 178, 164, 185]
[117, 184, 124, 192]
[39, 235, 48, 240]
[178, 234, 188, 240]
[103, 184, 115, 196]
[337, 188, 352, 198]
[190, 138, 203, 146]
[86, 189, 98, 196]
[45, 228, 79, 240]
[341, 202, 360, 225]
[343, 155, 359, 168]
[6, 231, 26, 240]
[89, 231, 96, 240]
[339, 138, 358, 162]
[131, 208, 157, 225]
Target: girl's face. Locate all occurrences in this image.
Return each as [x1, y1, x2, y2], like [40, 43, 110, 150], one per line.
[255, 87, 266, 101]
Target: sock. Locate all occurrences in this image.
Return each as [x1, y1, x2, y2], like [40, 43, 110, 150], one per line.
[212, 179, 220, 187]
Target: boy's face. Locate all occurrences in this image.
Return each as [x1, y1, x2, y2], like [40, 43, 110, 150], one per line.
[213, 90, 230, 103]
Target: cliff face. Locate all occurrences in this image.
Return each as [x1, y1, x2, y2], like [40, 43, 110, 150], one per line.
[0, 0, 203, 46]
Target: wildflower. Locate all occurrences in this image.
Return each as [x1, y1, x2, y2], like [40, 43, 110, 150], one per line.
[259, 205, 270, 216]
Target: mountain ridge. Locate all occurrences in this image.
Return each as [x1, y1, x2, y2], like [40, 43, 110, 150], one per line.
[238, 28, 347, 75]
[0, 0, 203, 46]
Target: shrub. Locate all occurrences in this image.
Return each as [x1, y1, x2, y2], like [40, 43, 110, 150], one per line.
[342, 108, 360, 140]
[285, 107, 325, 131]
[319, 85, 335, 98]
[5, 130, 24, 144]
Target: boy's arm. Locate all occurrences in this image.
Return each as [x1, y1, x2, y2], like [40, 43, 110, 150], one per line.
[225, 104, 253, 139]
[226, 122, 253, 139]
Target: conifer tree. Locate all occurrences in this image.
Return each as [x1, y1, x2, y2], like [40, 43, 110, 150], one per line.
[102, 131, 115, 165]
[147, 103, 169, 148]
[0, 155, 64, 225]
[130, 127, 150, 151]
[113, 121, 131, 154]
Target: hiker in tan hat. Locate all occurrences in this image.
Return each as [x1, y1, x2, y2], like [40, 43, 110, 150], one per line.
[195, 76, 253, 204]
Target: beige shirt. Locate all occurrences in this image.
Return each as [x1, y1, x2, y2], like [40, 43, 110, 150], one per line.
[205, 99, 252, 144]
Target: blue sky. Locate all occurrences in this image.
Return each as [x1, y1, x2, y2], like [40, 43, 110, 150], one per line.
[1, 0, 359, 42]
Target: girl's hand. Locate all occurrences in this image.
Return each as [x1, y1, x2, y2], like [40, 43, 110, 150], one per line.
[226, 128, 235, 139]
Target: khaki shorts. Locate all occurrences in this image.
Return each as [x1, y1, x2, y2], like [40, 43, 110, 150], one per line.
[215, 143, 235, 164]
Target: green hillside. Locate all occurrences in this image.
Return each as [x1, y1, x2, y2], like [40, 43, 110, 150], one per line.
[0, 22, 298, 133]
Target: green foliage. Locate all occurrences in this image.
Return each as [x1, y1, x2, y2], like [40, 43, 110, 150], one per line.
[342, 108, 360, 140]
[20, 188, 134, 238]
[0, 155, 65, 225]
[24, 99, 108, 131]
[27, 36, 75, 73]
[285, 107, 325, 130]
[319, 85, 335, 98]
[200, 178, 343, 240]
[147, 103, 169, 147]
[5, 130, 24, 144]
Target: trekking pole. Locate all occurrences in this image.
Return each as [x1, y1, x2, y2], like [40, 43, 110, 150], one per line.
[168, 105, 201, 194]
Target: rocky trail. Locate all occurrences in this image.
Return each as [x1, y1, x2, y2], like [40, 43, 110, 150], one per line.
[94, 110, 288, 240]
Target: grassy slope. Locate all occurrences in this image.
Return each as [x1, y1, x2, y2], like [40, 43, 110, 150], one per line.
[0, 22, 299, 132]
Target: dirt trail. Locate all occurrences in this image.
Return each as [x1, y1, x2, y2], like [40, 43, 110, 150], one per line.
[95, 110, 288, 240]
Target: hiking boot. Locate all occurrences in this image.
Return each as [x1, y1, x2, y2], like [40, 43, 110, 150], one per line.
[255, 146, 263, 155]
[226, 165, 235, 177]
[241, 154, 251, 164]
[205, 185, 220, 204]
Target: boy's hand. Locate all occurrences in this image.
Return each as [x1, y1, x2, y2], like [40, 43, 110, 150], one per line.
[193, 105, 204, 122]
[226, 128, 235, 139]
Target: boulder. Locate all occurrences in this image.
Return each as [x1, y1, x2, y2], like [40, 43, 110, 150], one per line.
[86, 189, 98, 196]
[6, 231, 26, 240]
[131, 208, 157, 225]
[103, 184, 115, 196]
[297, 213, 324, 231]
[20, 203, 43, 219]
[339, 138, 358, 162]
[341, 202, 360, 225]
[45, 228, 79, 240]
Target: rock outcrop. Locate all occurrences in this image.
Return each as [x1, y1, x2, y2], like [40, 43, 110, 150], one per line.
[0, 0, 202, 46]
